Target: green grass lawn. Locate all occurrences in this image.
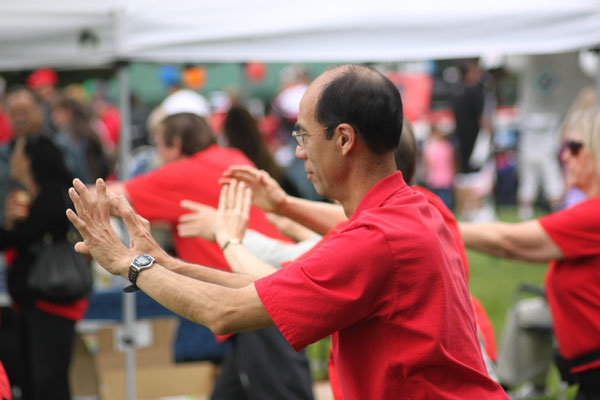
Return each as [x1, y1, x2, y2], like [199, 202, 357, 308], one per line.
[308, 206, 579, 398]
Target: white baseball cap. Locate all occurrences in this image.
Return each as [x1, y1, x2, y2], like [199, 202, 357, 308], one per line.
[161, 89, 210, 118]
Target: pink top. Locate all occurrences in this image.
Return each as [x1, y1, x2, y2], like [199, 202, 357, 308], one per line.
[423, 138, 455, 188]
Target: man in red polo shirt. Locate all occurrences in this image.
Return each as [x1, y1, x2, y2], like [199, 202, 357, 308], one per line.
[68, 64, 508, 399]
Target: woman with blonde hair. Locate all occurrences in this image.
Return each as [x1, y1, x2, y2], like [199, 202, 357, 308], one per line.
[460, 107, 600, 399]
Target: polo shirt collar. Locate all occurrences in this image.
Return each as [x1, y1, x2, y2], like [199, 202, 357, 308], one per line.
[350, 171, 409, 221]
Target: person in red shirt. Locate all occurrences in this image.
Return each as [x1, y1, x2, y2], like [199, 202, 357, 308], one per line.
[66, 64, 507, 399]
[105, 111, 314, 400]
[460, 106, 600, 399]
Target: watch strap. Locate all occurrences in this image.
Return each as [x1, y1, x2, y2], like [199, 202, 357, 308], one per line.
[122, 283, 139, 293]
[122, 255, 155, 293]
[221, 238, 242, 252]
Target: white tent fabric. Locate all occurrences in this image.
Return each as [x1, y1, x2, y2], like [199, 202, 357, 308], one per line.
[122, 0, 600, 63]
[0, 1, 119, 70]
[1, 0, 599, 70]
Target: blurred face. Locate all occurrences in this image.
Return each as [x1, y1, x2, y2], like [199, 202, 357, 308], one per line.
[294, 79, 339, 198]
[51, 106, 70, 130]
[33, 84, 54, 100]
[10, 138, 32, 184]
[465, 63, 481, 85]
[7, 92, 42, 137]
[561, 129, 598, 193]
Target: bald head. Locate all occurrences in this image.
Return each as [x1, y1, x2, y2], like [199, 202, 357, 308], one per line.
[7, 88, 43, 137]
[308, 64, 403, 154]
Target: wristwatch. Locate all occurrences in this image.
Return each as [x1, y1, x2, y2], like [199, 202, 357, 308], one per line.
[123, 254, 156, 293]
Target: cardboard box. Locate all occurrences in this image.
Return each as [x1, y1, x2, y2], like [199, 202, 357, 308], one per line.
[70, 317, 217, 400]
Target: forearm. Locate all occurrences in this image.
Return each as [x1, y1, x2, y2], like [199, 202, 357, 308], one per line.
[135, 263, 272, 334]
[277, 196, 346, 235]
[222, 241, 279, 280]
[459, 221, 561, 262]
[243, 230, 320, 269]
[460, 222, 517, 258]
[151, 251, 254, 288]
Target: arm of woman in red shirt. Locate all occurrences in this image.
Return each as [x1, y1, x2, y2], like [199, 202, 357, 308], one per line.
[459, 220, 563, 263]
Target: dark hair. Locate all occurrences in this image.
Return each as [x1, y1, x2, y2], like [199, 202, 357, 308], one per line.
[223, 105, 283, 182]
[161, 113, 216, 156]
[53, 95, 109, 180]
[394, 119, 417, 183]
[22, 135, 73, 187]
[315, 64, 403, 154]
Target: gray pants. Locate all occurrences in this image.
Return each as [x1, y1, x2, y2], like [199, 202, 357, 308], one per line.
[497, 297, 554, 388]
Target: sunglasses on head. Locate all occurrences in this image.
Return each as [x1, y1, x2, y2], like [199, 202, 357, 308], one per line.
[566, 140, 583, 156]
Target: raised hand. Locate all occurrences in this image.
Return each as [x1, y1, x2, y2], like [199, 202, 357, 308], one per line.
[109, 192, 170, 262]
[222, 165, 287, 213]
[4, 189, 30, 229]
[215, 180, 252, 248]
[66, 178, 133, 278]
[177, 200, 218, 241]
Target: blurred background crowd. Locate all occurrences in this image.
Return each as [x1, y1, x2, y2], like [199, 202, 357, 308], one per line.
[0, 50, 598, 400]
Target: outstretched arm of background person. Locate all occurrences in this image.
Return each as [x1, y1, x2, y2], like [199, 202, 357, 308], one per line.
[265, 213, 318, 242]
[66, 179, 272, 334]
[459, 220, 563, 263]
[177, 199, 320, 270]
[177, 200, 219, 241]
[223, 165, 347, 235]
[177, 199, 318, 243]
[212, 180, 285, 279]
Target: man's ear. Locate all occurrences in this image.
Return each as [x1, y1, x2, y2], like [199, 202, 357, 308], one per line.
[172, 136, 184, 157]
[336, 123, 356, 156]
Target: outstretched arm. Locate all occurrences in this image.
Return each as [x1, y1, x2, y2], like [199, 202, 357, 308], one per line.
[213, 180, 282, 279]
[177, 199, 320, 271]
[459, 220, 563, 263]
[223, 165, 346, 235]
[66, 178, 273, 334]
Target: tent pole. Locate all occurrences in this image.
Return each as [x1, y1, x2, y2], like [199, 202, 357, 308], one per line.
[117, 60, 136, 400]
[597, 50, 600, 103]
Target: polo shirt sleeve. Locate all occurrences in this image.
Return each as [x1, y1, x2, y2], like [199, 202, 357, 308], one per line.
[539, 198, 600, 258]
[123, 166, 185, 222]
[254, 224, 394, 351]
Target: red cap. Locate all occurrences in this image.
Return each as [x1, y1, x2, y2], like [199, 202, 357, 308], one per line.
[26, 68, 58, 89]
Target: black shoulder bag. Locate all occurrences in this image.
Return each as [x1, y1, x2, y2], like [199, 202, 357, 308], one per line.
[26, 231, 93, 302]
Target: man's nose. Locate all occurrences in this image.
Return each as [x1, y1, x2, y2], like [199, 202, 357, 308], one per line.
[295, 144, 307, 159]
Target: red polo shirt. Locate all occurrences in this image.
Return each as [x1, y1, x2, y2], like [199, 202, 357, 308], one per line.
[540, 196, 600, 371]
[413, 186, 497, 361]
[255, 172, 507, 400]
[124, 145, 288, 270]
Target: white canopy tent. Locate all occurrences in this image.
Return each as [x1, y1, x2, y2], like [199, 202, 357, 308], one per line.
[1, 0, 600, 69]
[1, 2, 599, 398]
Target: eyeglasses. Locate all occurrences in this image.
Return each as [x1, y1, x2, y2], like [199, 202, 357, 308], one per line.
[566, 140, 584, 156]
[291, 127, 328, 146]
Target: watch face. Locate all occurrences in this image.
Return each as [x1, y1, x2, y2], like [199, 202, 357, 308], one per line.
[135, 255, 153, 267]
